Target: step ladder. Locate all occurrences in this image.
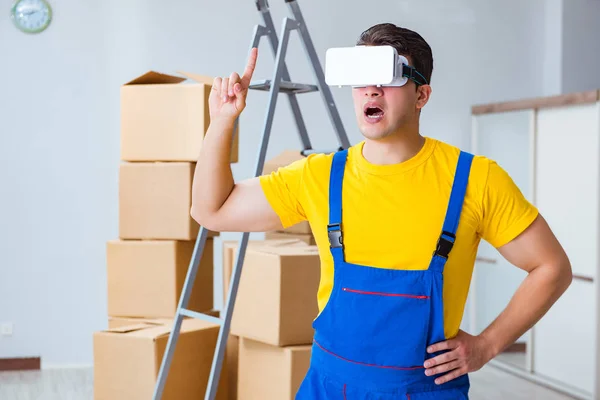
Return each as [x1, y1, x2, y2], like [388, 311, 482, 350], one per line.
[152, 1, 351, 399]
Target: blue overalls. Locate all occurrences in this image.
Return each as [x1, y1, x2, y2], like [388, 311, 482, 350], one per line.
[295, 149, 474, 399]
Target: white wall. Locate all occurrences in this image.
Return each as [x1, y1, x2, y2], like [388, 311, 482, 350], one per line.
[0, 0, 563, 366]
[561, 0, 600, 94]
[0, 0, 113, 367]
[541, 0, 600, 96]
[542, 0, 563, 96]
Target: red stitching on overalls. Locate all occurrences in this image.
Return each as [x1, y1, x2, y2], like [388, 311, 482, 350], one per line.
[314, 340, 425, 370]
[342, 288, 429, 299]
[406, 394, 411, 400]
[343, 383, 347, 399]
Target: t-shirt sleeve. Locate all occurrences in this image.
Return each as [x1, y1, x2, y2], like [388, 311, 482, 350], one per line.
[259, 158, 308, 229]
[477, 160, 539, 248]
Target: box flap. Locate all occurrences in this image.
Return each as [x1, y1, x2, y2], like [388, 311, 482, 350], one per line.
[108, 317, 173, 328]
[111, 319, 220, 341]
[138, 325, 174, 339]
[124, 71, 186, 85]
[176, 71, 215, 85]
[104, 323, 161, 334]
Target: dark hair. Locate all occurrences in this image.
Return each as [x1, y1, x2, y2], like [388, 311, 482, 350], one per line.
[356, 23, 433, 86]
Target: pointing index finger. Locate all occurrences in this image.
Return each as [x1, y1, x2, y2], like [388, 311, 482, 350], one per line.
[240, 47, 258, 88]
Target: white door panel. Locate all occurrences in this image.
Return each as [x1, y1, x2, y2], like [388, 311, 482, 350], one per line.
[535, 103, 599, 279]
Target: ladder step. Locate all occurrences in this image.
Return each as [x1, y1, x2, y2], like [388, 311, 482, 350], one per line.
[180, 308, 223, 325]
[249, 79, 319, 94]
[301, 148, 344, 156]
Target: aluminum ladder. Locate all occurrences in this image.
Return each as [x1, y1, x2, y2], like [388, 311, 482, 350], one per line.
[153, 0, 351, 398]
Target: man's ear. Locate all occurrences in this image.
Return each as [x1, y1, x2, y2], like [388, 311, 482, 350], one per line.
[416, 85, 432, 110]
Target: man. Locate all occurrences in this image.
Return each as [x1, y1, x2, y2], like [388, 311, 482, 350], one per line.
[191, 23, 572, 399]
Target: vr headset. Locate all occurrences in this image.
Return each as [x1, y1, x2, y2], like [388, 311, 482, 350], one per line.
[324, 45, 428, 88]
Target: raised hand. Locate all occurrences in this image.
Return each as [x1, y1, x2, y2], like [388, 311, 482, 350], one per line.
[209, 47, 258, 123]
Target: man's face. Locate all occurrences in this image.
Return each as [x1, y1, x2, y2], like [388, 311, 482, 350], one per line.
[351, 59, 430, 140]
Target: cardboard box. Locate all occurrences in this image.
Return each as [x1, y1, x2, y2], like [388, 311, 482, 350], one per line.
[119, 162, 218, 240]
[222, 239, 309, 302]
[265, 231, 316, 245]
[121, 71, 238, 163]
[230, 245, 320, 346]
[108, 317, 174, 329]
[226, 335, 239, 400]
[106, 317, 238, 400]
[238, 337, 311, 400]
[93, 319, 228, 400]
[107, 239, 214, 318]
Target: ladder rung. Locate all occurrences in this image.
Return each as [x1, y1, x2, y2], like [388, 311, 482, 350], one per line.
[180, 308, 223, 325]
[249, 79, 319, 94]
[301, 148, 343, 156]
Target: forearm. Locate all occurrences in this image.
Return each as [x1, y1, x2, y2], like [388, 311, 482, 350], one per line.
[479, 260, 572, 358]
[191, 118, 236, 222]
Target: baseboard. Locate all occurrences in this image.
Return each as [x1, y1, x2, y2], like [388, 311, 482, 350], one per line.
[0, 357, 41, 372]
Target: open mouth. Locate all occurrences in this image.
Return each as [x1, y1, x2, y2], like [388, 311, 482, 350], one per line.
[364, 106, 384, 120]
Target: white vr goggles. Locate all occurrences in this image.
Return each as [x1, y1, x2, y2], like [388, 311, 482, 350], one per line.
[324, 45, 428, 88]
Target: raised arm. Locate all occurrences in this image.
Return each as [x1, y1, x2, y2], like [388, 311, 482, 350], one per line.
[190, 47, 283, 233]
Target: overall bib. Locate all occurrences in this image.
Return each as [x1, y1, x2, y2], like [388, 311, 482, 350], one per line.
[295, 149, 474, 400]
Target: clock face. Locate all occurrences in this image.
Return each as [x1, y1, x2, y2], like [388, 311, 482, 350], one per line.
[11, 0, 52, 34]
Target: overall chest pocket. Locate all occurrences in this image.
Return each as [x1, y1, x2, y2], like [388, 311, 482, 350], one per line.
[320, 276, 434, 370]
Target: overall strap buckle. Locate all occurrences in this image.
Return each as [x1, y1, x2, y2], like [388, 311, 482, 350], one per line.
[327, 223, 343, 248]
[434, 230, 455, 259]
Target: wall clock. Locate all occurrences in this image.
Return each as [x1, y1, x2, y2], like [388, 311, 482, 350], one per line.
[11, 0, 52, 34]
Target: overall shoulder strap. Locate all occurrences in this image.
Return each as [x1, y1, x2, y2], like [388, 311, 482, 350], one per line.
[328, 149, 348, 261]
[430, 151, 474, 271]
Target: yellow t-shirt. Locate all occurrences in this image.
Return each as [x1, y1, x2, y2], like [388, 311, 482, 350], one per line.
[259, 137, 539, 339]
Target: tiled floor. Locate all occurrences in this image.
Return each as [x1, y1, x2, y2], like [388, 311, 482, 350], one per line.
[469, 365, 577, 400]
[495, 351, 527, 370]
[0, 367, 93, 400]
[0, 364, 577, 400]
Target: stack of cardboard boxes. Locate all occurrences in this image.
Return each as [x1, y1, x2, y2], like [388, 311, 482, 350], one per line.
[262, 151, 316, 245]
[93, 70, 239, 399]
[222, 238, 321, 399]
[92, 70, 321, 398]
